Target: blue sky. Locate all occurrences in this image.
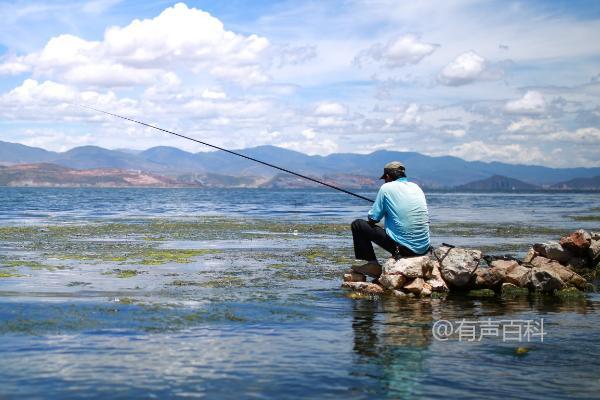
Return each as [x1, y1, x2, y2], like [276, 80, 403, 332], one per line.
[0, 0, 598, 167]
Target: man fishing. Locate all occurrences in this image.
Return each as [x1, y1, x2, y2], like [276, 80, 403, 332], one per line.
[351, 161, 430, 279]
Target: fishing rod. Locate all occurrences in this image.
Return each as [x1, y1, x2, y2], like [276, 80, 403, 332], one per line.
[74, 104, 375, 203]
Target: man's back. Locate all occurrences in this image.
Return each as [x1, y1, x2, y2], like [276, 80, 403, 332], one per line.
[368, 178, 430, 254]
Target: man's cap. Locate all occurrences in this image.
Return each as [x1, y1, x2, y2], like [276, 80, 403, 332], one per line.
[380, 161, 405, 179]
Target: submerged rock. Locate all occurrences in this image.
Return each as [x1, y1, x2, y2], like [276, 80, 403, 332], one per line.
[341, 281, 384, 295]
[434, 246, 481, 288]
[559, 229, 592, 257]
[533, 241, 571, 264]
[467, 288, 496, 297]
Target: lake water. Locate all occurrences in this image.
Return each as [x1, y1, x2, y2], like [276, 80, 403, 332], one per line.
[0, 188, 599, 399]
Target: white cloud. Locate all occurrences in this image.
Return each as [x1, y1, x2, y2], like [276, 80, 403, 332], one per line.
[398, 103, 420, 125]
[0, 60, 30, 75]
[547, 127, 600, 143]
[504, 91, 547, 114]
[438, 51, 503, 86]
[0, 3, 271, 87]
[355, 34, 438, 68]
[201, 89, 227, 99]
[445, 128, 466, 138]
[506, 117, 553, 133]
[314, 102, 347, 116]
[446, 140, 546, 164]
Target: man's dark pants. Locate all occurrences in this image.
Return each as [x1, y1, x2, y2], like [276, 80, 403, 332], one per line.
[351, 219, 417, 261]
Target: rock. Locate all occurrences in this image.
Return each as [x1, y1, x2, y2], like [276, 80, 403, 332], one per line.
[421, 283, 432, 297]
[433, 246, 482, 288]
[392, 289, 408, 298]
[531, 267, 565, 292]
[501, 282, 529, 296]
[426, 262, 449, 292]
[591, 232, 600, 240]
[343, 272, 366, 282]
[589, 239, 600, 264]
[559, 229, 592, 257]
[489, 260, 530, 287]
[341, 281, 384, 295]
[378, 273, 406, 290]
[532, 241, 570, 264]
[522, 247, 538, 264]
[530, 256, 587, 290]
[382, 256, 432, 278]
[505, 264, 531, 287]
[404, 277, 425, 295]
[474, 266, 504, 288]
[566, 257, 589, 271]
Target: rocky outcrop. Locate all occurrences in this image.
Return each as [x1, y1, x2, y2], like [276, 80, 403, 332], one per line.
[341, 229, 597, 299]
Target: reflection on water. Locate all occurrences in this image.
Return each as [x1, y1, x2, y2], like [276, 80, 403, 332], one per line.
[0, 188, 599, 398]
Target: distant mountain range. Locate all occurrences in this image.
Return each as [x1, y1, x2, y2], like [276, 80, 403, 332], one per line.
[0, 140, 599, 190]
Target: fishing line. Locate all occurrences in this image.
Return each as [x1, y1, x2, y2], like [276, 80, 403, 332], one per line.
[74, 104, 375, 203]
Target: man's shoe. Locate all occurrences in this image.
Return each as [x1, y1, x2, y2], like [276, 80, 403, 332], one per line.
[351, 261, 382, 278]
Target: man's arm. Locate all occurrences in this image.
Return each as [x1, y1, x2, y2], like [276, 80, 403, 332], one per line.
[367, 186, 386, 225]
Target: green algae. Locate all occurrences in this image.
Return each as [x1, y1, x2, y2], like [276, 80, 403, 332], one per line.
[501, 284, 529, 298]
[467, 289, 496, 298]
[556, 287, 586, 299]
[570, 215, 600, 222]
[200, 276, 246, 288]
[0, 271, 22, 278]
[138, 249, 220, 265]
[102, 269, 141, 278]
[432, 222, 566, 238]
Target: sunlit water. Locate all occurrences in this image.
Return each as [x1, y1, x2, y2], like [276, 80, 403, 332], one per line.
[0, 188, 599, 399]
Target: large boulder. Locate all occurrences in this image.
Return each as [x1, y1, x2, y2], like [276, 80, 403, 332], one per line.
[341, 281, 384, 295]
[532, 241, 571, 264]
[382, 256, 432, 278]
[531, 267, 565, 292]
[379, 274, 406, 290]
[531, 256, 587, 290]
[490, 260, 531, 288]
[559, 229, 592, 257]
[433, 246, 482, 288]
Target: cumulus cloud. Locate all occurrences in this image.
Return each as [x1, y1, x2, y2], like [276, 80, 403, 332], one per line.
[0, 3, 271, 87]
[438, 51, 504, 86]
[314, 102, 347, 116]
[506, 117, 553, 133]
[504, 91, 547, 114]
[355, 34, 438, 68]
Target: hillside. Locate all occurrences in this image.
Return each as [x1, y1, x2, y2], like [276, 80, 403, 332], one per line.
[456, 175, 540, 191]
[1, 140, 599, 188]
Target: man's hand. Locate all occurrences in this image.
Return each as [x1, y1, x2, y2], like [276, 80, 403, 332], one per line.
[368, 218, 378, 227]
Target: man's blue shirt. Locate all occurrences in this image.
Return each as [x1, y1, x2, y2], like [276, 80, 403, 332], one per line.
[367, 177, 430, 254]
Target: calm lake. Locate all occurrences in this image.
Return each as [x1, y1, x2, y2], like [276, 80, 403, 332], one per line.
[0, 188, 599, 399]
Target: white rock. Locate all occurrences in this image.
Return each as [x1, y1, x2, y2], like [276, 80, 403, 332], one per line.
[382, 255, 431, 278]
